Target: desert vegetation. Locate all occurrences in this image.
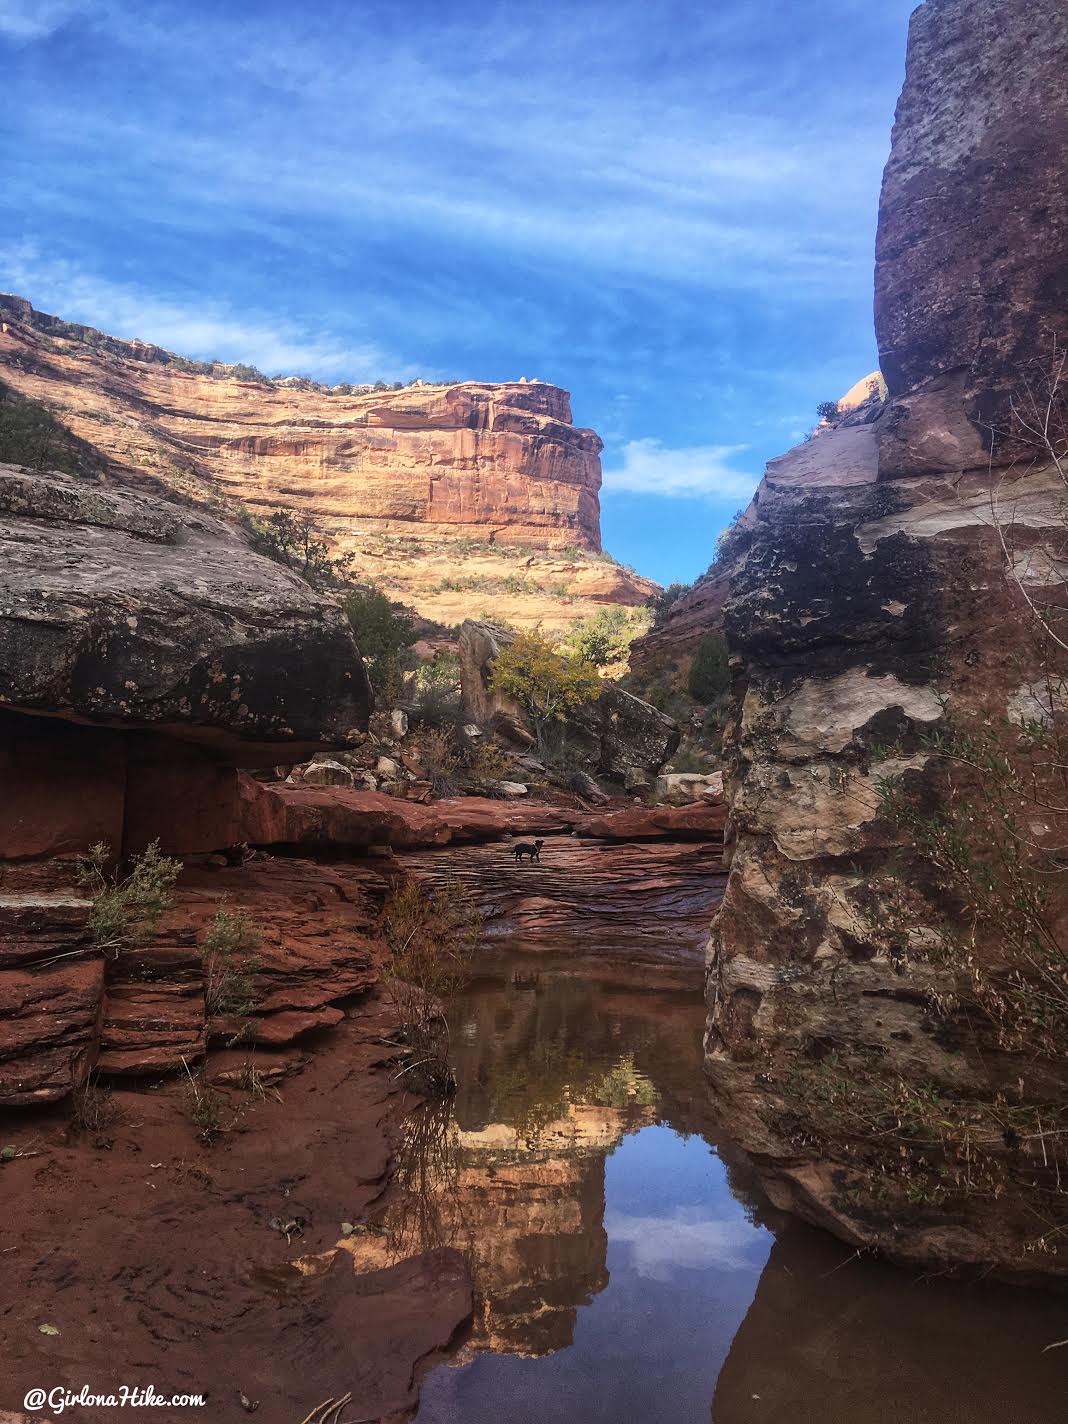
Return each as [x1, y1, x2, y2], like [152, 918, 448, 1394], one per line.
[237, 507, 357, 589]
[381, 876, 484, 1093]
[203, 909, 263, 1021]
[0, 379, 105, 476]
[76, 841, 181, 961]
[563, 605, 650, 669]
[341, 586, 418, 701]
[489, 630, 601, 739]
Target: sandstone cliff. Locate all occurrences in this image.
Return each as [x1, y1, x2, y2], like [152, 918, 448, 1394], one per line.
[0, 296, 656, 633]
[705, 0, 1068, 1276]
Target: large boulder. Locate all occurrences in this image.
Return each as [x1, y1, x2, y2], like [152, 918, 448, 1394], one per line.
[0, 466, 371, 759]
[458, 619, 679, 776]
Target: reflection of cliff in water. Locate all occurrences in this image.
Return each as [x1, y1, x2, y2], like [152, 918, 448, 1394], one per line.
[343, 961, 710, 1359]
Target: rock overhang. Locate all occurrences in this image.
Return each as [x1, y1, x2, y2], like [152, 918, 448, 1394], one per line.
[0, 464, 371, 763]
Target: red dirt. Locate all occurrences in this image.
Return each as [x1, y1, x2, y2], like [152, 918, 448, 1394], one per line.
[0, 994, 472, 1424]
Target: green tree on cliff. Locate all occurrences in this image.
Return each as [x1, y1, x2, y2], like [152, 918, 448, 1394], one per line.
[646, 582, 691, 628]
[341, 586, 417, 700]
[238, 508, 356, 589]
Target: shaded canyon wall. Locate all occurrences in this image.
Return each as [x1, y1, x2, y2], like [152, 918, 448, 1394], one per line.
[705, 0, 1068, 1275]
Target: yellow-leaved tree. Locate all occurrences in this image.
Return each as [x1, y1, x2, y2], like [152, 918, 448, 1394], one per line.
[489, 630, 601, 751]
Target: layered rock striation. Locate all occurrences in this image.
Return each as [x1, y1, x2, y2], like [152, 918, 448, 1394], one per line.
[705, 0, 1068, 1275]
[0, 297, 656, 631]
[0, 463, 372, 1104]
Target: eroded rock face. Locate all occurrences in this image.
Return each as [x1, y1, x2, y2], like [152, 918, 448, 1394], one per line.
[0, 465, 369, 758]
[874, 0, 1068, 412]
[628, 566, 731, 685]
[0, 959, 104, 1106]
[705, 0, 1068, 1276]
[0, 300, 657, 632]
[0, 464, 374, 1103]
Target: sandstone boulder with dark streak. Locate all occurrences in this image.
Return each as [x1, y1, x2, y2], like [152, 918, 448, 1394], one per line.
[704, 0, 1068, 1277]
[0, 465, 371, 760]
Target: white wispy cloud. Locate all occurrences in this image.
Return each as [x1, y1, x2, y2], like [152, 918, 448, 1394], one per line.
[0, 243, 417, 381]
[1, 1, 889, 296]
[605, 1206, 761, 1280]
[0, 0, 88, 41]
[602, 438, 759, 501]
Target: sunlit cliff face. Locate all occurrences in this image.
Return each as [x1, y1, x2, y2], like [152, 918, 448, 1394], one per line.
[0, 297, 659, 635]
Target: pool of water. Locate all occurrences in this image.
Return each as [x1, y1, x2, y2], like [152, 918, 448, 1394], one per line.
[359, 955, 1067, 1424]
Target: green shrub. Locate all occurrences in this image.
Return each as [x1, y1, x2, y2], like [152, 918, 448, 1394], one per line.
[181, 1063, 226, 1144]
[817, 399, 840, 422]
[687, 633, 730, 703]
[342, 587, 418, 700]
[0, 379, 104, 476]
[646, 582, 691, 628]
[565, 606, 649, 668]
[413, 653, 464, 727]
[415, 728, 462, 797]
[714, 508, 751, 564]
[77, 841, 182, 959]
[225, 363, 270, 385]
[203, 909, 262, 1019]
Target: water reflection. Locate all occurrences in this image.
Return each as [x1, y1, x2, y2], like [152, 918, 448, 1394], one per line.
[345, 963, 686, 1358]
[346, 956, 1066, 1423]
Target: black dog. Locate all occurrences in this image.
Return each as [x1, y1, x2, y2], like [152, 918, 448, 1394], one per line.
[514, 838, 544, 863]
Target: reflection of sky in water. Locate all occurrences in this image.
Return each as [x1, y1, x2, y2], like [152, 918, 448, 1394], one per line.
[415, 1126, 773, 1424]
[605, 1205, 761, 1280]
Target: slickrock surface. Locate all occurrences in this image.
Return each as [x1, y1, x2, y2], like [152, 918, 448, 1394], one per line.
[704, 0, 1068, 1276]
[403, 838, 725, 981]
[240, 784, 726, 854]
[0, 296, 656, 632]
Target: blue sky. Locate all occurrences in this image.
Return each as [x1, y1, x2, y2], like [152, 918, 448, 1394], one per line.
[0, 0, 917, 586]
